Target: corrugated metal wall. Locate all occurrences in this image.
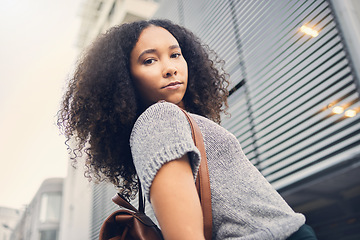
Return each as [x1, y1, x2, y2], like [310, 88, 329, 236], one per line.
[90, 183, 118, 239]
[154, 0, 360, 191]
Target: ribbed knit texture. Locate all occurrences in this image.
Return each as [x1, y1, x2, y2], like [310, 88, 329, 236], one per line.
[130, 102, 305, 240]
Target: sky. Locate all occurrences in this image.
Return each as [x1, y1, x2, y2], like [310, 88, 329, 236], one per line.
[0, 0, 82, 209]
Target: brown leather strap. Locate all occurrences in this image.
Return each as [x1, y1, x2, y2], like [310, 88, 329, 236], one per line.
[112, 193, 137, 212]
[138, 180, 145, 213]
[180, 109, 213, 240]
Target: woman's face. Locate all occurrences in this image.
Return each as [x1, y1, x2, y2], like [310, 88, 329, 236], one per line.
[130, 26, 188, 107]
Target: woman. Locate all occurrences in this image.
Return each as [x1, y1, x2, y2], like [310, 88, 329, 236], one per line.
[58, 19, 316, 239]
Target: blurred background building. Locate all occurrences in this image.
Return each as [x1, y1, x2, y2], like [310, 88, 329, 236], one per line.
[0, 207, 22, 240]
[10, 0, 359, 239]
[76, 0, 159, 49]
[10, 178, 63, 240]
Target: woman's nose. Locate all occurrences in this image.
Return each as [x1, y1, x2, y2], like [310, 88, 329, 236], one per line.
[163, 63, 177, 78]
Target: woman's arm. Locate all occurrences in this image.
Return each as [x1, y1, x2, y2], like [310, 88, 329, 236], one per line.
[150, 154, 205, 240]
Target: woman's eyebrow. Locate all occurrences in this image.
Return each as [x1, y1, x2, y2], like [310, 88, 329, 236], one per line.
[169, 44, 180, 50]
[138, 45, 181, 61]
[138, 49, 156, 61]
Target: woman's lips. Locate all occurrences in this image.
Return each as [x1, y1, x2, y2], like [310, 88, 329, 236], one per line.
[162, 81, 182, 90]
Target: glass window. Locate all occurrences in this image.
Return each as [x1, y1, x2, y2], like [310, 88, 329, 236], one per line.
[39, 192, 62, 223]
[39, 230, 57, 240]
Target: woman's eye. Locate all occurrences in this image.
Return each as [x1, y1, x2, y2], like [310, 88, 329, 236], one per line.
[143, 58, 155, 65]
[171, 53, 181, 58]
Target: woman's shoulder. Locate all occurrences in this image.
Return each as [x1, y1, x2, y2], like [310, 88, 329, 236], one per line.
[143, 101, 184, 117]
[134, 101, 186, 127]
[189, 111, 239, 146]
[130, 101, 190, 142]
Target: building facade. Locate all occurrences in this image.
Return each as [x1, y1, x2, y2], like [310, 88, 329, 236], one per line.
[153, 0, 360, 239]
[63, 0, 360, 239]
[58, 161, 92, 240]
[0, 207, 22, 240]
[10, 178, 63, 240]
[76, 0, 159, 49]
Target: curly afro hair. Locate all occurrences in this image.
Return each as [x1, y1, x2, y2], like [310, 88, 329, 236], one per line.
[58, 19, 229, 200]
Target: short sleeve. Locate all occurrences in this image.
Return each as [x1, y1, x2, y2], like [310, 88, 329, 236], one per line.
[129, 102, 201, 202]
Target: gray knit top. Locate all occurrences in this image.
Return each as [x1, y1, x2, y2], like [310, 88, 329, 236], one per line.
[130, 102, 305, 239]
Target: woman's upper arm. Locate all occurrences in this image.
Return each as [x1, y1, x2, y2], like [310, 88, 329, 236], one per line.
[129, 102, 204, 239]
[130, 102, 201, 201]
[150, 154, 205, 240]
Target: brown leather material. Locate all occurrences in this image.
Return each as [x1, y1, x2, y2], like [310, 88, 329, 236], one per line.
[180, 109, 213, 240]
[112, 194, 138, 212]
[99, 208, 164, 240]
[99, 108, 212, 240]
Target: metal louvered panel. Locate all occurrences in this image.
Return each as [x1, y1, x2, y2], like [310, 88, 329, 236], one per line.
[183, 0, 245, 90]
[154, 0, 360, 190]
[90, 183, 119, 239]
[151, 0, 181, 24]
[230, 0, 360, 188]
[222, 87, 260, 165]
